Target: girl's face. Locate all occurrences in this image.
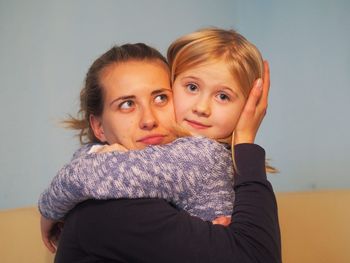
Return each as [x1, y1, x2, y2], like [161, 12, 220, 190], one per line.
[90, 60, 177, 150]
[172, 60, 246, 142]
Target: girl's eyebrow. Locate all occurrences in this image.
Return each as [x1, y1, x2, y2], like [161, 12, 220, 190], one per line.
[221, 86, 239, 97]
[180, 76, 201, 81]
[181, 76, 239, 97]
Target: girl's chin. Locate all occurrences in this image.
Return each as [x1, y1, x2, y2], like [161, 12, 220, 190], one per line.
[187, 129, 208, 137]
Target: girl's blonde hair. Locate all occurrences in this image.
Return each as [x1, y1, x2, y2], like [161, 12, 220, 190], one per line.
[167, 27, 264, 99]
[167, 28, 277, 173]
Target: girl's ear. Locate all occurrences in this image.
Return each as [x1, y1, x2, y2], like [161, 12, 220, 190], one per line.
[89, 114, 107, 143]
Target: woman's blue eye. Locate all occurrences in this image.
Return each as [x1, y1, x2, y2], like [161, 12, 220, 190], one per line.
[119, 100, 134, 110]
[186, 83, 198, 92]
[154, 94, 168, 104]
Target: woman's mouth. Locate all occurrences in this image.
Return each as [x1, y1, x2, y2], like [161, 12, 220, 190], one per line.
[137, 135, 166, 145]
[185, 119, 211, 130]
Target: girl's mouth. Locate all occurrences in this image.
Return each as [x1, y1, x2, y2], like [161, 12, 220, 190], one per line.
[185, 119, 211, 130]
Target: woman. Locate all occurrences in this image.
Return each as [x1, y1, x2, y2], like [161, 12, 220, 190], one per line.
[42, 32, 280, 262]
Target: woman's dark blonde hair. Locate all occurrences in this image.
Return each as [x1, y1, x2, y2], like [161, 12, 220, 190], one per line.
[167, 28, 277, 173]
[64, 43, 169, 144]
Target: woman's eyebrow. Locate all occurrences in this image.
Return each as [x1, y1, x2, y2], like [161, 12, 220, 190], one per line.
[109, 89, 172, 106]
[151, 88, 172, 95]
[110, 95, 135, 106]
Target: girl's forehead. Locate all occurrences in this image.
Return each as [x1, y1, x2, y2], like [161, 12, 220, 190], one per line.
[179, 61, 234, 80]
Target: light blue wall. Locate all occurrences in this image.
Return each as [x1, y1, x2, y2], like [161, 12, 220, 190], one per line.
[231, 0, 350, 191]
[1, 0, 349, 209]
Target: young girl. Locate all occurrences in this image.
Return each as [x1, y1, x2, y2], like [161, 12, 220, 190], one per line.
[39, 28, 271, 248]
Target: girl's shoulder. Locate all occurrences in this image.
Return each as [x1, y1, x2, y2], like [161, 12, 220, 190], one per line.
[174, 136, 229, 147]
[166, 136, 231, 156]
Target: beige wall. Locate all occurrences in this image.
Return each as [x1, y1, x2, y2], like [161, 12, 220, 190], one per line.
[277, 190, 350, 263]
[1, 190, 349, 263]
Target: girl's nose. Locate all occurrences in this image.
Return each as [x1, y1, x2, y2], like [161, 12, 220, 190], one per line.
[192, 97, 211, 117]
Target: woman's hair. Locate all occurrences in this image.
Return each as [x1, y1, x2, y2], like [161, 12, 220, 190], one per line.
[65, 43, 169, 144]
[167, 28, 264, 98]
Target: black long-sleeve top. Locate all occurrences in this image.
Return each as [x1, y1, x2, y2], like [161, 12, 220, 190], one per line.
[55, 144, 281, 263]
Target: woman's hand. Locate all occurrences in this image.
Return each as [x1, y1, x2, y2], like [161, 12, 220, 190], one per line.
[233, 61, 270, 145]
[40, 216, 63, 253]
[212, 216, 231, 226]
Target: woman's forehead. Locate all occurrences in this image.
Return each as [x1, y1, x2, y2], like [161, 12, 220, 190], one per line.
[100, 61, 171, 99]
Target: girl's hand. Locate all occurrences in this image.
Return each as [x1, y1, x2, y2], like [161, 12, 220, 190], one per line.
[40, 216, 63, 253]
[212, 216, 231, 226]
[96, 143, 128, 153]
[233, 61, 270, 145]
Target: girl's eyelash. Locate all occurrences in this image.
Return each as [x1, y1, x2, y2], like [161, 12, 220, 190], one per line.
[186, 82, 198, 86]
[185, 83, 199, 91]
[216, 92, 231, 102]
[220, 93, 229, 99]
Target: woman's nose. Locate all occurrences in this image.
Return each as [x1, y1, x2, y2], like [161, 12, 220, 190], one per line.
[139, 108, 158, 130]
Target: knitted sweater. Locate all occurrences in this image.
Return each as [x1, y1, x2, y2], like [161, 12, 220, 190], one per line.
[39, 136, 234, 221]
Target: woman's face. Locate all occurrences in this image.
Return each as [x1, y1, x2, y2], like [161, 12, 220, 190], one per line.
[172, 60, 246, 142]
[91, 60, 177, 150]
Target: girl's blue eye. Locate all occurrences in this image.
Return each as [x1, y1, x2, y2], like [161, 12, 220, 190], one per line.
[216, 93, 230, 102]
[154, 94, 168, 105]
[119, 100, 134, 110]
[186, 83, 198, 93]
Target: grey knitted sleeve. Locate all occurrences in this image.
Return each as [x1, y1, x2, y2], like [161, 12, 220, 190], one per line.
[38, 137, 234, 221]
